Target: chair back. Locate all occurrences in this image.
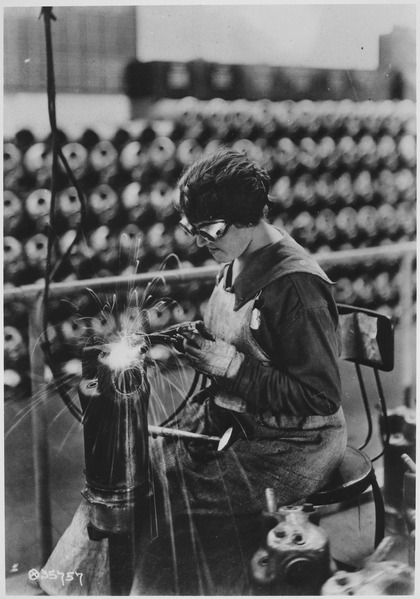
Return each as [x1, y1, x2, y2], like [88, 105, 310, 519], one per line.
[337, 304, 394, 460]
[338, 304, 394, 371]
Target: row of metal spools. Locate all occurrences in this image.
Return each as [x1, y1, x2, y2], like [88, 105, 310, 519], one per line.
[3, 142, 416, 284]
[4, 125, 416, 194]
[3, 201, 416, 285]
[152, 96, 416, 144]
[4, 165, 416, 237]
[3, 99, 417, 398]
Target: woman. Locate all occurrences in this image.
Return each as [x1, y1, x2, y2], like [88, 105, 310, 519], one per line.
[130, 148, 347, 595]
[40, 148, 346, 596]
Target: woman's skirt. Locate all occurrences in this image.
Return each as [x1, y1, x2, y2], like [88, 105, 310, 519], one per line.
[39, 401, 347, 595]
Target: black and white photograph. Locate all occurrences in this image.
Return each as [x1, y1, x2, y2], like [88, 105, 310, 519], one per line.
[3, 2, 416, 596]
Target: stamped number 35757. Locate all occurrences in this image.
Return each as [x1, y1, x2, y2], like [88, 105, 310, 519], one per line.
[28, 568, 83, 586]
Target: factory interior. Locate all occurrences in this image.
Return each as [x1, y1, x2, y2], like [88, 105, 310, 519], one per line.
[3, 5, 417, 596]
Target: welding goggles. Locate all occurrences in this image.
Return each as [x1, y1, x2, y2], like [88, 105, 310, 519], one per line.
[179, 216, 230, 242]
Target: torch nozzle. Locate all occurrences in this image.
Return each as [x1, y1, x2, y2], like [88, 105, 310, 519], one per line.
[146, 324, 189, 351]
[147, 321, 215, 351]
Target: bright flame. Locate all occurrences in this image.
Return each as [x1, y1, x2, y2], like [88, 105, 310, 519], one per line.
[100, 334, 146, 373]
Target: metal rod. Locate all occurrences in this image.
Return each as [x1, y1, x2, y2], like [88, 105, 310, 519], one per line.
[401, 453, 416, 473]
[3, 265, 220, 302]
[148, 424, 221, 443]
[399, 251, 415, 407]
[28, 295, 53, 565]
[108, 532, 138, 596]
[355, 363, 373, 451]
[3, 242, 416, 302]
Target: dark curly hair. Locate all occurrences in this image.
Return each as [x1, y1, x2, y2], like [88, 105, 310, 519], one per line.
[177, 148, 271, 225]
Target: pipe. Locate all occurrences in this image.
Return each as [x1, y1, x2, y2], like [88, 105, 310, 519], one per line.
[3, 242, 416, 302]
[28, 295, 53, 565]
[399, 251, 415, 408]
[3, 264, 220, 302]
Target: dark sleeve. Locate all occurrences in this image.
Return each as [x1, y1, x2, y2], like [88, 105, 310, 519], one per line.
[229, 274, 342, 416]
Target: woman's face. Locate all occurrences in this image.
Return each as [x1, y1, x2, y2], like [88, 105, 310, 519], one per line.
[194, 223, 254, 263]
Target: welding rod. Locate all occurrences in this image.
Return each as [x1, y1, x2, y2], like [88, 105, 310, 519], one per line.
[148, 425, 220, 443]
[148, 425, 233, 451]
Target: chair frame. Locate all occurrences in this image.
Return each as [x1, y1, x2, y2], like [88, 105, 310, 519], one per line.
[309, 303, 395, 548]
[338, 303, 393, 457]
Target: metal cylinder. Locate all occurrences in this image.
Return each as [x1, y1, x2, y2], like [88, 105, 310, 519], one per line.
[78, 357, 150, 536]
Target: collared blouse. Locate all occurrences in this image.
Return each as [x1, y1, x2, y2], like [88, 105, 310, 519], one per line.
[223, 233, 342, 416]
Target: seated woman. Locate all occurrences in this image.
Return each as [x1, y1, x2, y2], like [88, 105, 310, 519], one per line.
[131, 148, 347, 595]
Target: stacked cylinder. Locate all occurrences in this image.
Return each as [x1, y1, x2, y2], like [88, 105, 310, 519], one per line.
[3, 98, 416, 395]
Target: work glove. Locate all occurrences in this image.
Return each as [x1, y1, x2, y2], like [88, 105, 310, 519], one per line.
[178, 321, 244, 381]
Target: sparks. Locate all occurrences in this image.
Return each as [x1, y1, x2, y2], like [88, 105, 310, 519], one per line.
[100, 334, 147, 373]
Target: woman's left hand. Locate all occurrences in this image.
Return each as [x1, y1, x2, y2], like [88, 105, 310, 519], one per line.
[179, 322, 243, 379]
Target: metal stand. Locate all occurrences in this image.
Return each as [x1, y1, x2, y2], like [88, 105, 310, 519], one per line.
[87, 514, 143, 596]
[79, 349, 151, 595]
[28, 295, 53, 565]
